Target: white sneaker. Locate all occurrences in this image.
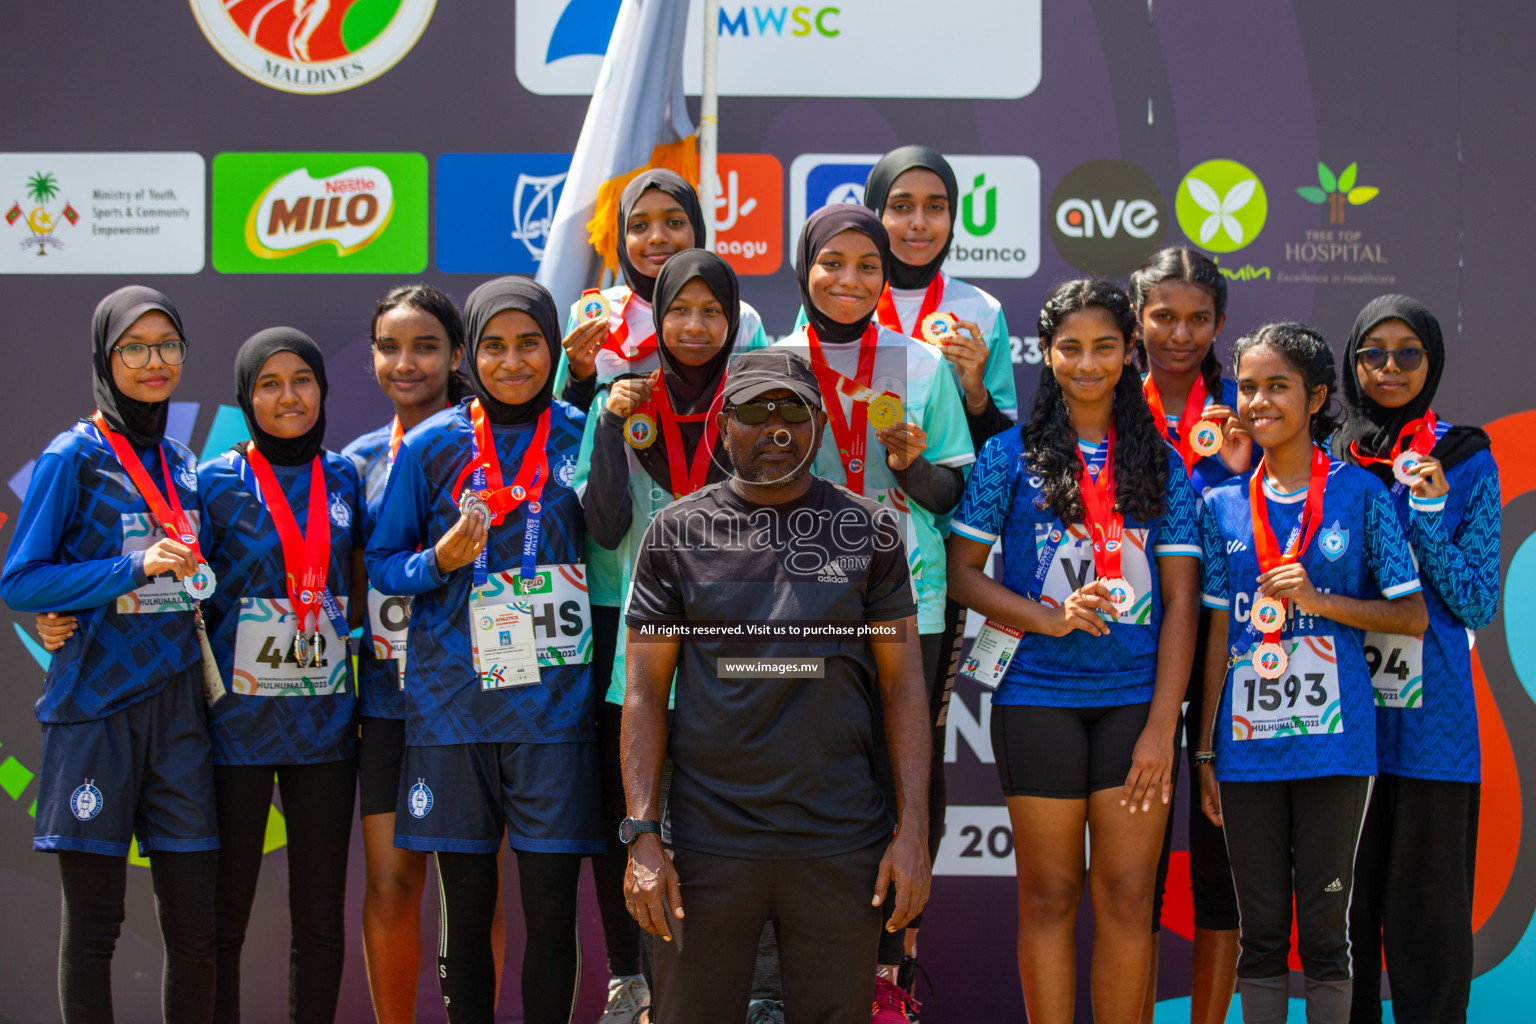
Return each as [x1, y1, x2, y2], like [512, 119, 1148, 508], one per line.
[595, 976, 649, 1024]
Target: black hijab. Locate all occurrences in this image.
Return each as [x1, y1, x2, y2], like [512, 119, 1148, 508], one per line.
[616, 170, 705, 305]
[462, 277, 561, 426]
[629, 250, 741, 493]
[796, 204, 891, 344]
[235, 327, 328, 466]
[863, 145, 959, 290]
[1336, 294, 1490, 473]
[92, 285, 186, 449]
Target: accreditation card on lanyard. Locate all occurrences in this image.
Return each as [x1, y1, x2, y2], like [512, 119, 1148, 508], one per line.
[243, 444, 352, 671]
[91, 412, 226, 704]
[454, 401, 550, 689]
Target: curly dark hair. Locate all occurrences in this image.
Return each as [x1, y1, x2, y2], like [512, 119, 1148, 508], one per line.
[369, 283, 472, 404]
[1128, 246, 1227, 405]
[1230, 322, 1340, 444]
[1023, 278, 1168, 523]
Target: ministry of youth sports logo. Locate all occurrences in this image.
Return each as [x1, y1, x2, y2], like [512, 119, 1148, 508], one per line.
[190, 0, 437, 95]
[407, 778, 433, 818]
[70, 779, 103, 821]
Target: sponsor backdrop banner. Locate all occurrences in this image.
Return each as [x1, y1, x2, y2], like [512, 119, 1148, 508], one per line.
[1, 2, 1533, 1021]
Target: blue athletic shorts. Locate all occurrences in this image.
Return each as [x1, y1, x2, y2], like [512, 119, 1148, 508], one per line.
[394, 740, 605, 855]
[34, 666, 219, 857]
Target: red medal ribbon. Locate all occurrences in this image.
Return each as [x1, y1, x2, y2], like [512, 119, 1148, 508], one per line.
[90, 411, 206, 566]
[654, 372, 730, 500]
[452, 401, 551, 524]
[245, 444, 330, 637]
[806, 323, 880, 496]
[1076, 433, 1124, 582]
[1249, 446, 1330, 642]
[599, 292, 658, 363]
[1348, 410, 1438, 469]
[1142, 373, 1210, 472]
[874, 273, 945, 339]
[388, 416, 404, 461]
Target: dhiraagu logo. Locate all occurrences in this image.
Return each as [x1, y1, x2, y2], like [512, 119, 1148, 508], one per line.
[1176, 159, 1267, 253]
[213, 152, 426, 273]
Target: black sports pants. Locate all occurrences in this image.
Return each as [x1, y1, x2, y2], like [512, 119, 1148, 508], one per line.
[1348, 774, 1479, 1024]
[211, 759, 356, 1024]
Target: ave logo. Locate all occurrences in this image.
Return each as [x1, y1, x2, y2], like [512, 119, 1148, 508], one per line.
[214, 152, 427, 274]
[1049, 160, 1166, 277]
[190, 0, 437, 94]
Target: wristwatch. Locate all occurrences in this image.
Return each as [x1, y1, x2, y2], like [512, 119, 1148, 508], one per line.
[618, 817, 662, 845]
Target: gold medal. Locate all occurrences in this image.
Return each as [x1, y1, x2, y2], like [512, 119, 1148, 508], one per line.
[624, 412, 657, 449]
[920, 311, 958, 345]
[1251, 641, 1289, 679]
[1189, 418, 1224, 457]
[578, 288, 611, 322]
[866, 393, 903, 430]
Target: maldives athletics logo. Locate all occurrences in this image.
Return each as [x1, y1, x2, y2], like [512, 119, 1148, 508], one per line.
[190, 0, 436, 95]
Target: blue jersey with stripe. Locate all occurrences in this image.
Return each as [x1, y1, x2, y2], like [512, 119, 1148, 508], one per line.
[951, 428, 1203, 707]
[198, 450, 363, 765]
[365, 400, 597, 747]
[343, 423, 406, 720]
[1, 421, 201, 724]
[1373, 440, 1500, 782]
[1199, 456, 1422, 781]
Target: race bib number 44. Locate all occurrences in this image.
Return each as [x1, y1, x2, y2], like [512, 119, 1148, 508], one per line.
[1363, 631, 1424, 708]
[231, 596, 348, 697]
[1230, 635, 1342, 740]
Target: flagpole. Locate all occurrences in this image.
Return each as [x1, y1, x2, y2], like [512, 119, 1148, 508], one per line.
[699, 0, 720, 252]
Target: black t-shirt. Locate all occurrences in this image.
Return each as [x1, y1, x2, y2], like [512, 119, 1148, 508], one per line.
[625, 476, 918, 859]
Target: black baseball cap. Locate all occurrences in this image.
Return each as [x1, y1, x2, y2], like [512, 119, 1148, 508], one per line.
[722, 349, 823, 408]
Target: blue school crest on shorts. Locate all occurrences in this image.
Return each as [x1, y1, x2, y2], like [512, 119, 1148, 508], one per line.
[408, 779, 434, 818]
[1319, 522, 1349, 562]
[70, 780, 103, 821]
[329, 492, 352, 529]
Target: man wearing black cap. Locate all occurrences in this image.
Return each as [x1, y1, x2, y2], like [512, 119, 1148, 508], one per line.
[618, 349, 932, 1023]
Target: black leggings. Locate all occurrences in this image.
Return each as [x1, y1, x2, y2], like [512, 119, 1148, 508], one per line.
[212, 760, 357, 1024]
[58, 849, 217, 1024]
[437, 849, 584, 1024]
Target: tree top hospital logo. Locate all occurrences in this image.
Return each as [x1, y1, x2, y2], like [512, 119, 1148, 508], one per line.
[190, 0, 436, 94]
[70, 779, 103, 821]
[1176, 159, 1267, 253]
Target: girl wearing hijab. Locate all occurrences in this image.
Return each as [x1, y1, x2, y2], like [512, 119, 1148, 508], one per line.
[948, 278, 1201, 1024]
[340, 285, 511, 1022]
[2, 286, 218, 1022]
[773, 204, 974, 1016]
[554, 170, 768, 1020]
[1128, 247, 1248, 1024]
[572, 248, 746, 1012]
[367, 277, 604, 1024]
[190, 328, 365, 1024]
[1335, 297, 1500, 1024]
[1196, 324, 1427, 1024]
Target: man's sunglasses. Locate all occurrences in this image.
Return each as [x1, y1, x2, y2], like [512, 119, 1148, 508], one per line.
[1355, 346, 1426, 372]
[728, 398, 814, 425]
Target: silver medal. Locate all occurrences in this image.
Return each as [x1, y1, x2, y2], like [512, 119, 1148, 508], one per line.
[293, 631, 312, 668]
[183, 562, 217, 600]
[459, 489, 490, 524]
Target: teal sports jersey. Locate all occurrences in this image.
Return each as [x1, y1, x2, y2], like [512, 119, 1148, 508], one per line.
[1199, 456, 1422, 782]
[771, 325, 975, 634]
[553, 284, 768, 609]
[793, 273, 1018, 422]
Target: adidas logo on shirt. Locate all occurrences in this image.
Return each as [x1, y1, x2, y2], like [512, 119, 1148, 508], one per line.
[1324, 878, 1343, 893]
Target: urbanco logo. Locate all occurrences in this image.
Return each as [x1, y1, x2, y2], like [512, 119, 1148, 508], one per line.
[1175, 159, 1267, 253]
[190, 0, 436, 94]
[1048, 159, 1166, 276]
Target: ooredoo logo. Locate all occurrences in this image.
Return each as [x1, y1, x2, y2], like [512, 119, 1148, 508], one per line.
[214, 152, 427, 274]
[1048, 159, 1165, 276]
[1176, 159, 1267, 253]
[190, 0, 436, 94]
